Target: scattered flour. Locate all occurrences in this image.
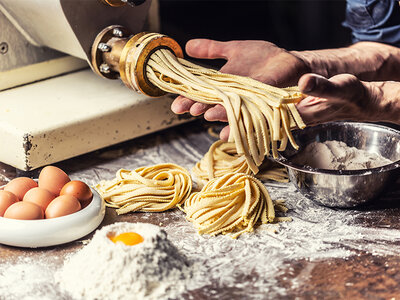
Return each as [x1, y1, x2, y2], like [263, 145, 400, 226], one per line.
[0, 257, 67, 300]
[1, 129, 399, 299]
[293, 140, 393, 170]
[56, 222, 191, 300]
[2, 193, 400, 299]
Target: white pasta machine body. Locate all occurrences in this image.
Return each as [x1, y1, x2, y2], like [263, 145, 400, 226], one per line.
[0, 0, 190, 171]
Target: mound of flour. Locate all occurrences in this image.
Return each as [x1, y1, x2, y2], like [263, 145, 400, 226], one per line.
[293, 140, 393, 170]
[56, 222, 191, 300]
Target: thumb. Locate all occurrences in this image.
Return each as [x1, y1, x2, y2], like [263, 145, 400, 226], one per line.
[186, 39, 230, 60]
[298, 73, 365, 101]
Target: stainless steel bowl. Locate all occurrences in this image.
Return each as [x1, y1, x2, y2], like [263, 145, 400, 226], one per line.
[277, 122, 400, 207]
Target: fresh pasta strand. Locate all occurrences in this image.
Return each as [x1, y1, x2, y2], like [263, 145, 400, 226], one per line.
[193, 140, 289, 183]
[180, 172, 291, 239]
[95, 163, 192, 214]
[142, 49, 306, 174]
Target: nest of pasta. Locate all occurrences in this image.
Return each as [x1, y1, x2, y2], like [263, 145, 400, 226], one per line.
[181, 173, 290, 239]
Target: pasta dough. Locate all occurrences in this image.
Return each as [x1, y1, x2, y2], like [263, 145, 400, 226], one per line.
[95, 163, 192, 214]
[193, 140, 288, 183]
[144, 49, 306, 174]
[181, 173, 290, 239]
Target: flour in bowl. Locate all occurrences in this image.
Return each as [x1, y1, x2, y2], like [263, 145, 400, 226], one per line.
[292, 140, 393, 170]
[56, 222, 191, 300]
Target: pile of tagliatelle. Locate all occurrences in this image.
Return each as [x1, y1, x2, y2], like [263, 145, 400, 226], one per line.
[96, 50, 305, 238]
[95, 161, 291, 239]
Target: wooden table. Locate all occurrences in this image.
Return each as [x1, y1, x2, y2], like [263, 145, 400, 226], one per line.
[1, 120, 399, 300]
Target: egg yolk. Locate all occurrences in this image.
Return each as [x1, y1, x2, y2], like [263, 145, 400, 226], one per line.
[109, 232, 144, 246]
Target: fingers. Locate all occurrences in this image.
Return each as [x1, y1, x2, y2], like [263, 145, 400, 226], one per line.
[296, 96, 327, 125]
[219, 125, 230, 141]
[298, 73, 365, 101]
[204, 104, 228, 122]
[172, 96, 229, 140]
[190, 103, 213, 116]
[172, 95, 213, 116]
[172, 96, 228, 120]
[171, 96, 196, 114]
[186, 39, 231, 60]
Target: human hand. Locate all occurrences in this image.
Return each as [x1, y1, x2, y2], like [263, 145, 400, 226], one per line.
[171, 39, 310, 140]
[297, 73, 400, 125]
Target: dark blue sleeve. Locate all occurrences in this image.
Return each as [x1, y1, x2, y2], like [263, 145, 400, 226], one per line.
[343, 0, 400, 47]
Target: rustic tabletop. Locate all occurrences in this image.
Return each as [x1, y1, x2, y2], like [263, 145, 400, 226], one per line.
[0, 120, 399, 300]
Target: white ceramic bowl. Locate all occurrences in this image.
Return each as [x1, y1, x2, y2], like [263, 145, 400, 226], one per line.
[0, 187, 105, 248]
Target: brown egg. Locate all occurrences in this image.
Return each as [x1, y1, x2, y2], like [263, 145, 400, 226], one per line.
[39, 166, 70, 196]
[23, 187, 56, 212]
[60, 180, 93, 204]
[0, 190, 19, 217]
[4, 201, 44, 220]
[45, 195, 81, 219]
[4, 177, 38, 201]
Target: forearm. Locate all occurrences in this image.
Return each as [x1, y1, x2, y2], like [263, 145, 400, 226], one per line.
[292, 42, 400, 82]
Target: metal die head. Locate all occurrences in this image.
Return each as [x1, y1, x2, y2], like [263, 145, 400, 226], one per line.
[91, 25, 132, 80]
[92, 27, 183, 96]
[118, 32, 148, 90]
[120, 32, 183, 97]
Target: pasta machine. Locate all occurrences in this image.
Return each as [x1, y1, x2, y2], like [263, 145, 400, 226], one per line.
[0, 0, 190, 171]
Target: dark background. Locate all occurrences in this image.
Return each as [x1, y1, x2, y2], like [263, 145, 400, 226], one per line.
[159, 0, 351, 65]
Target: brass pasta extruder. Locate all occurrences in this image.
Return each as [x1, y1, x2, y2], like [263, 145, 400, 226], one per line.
[91, 26, 183, 97]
